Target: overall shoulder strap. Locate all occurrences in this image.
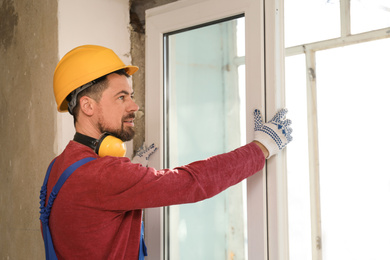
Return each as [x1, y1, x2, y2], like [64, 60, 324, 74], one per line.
[39, 157, 96, 260]
[139, 221, 148, 260]
[49, 157, 96, 202]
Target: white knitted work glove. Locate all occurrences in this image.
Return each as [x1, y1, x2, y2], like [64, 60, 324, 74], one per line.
[254, 108, 293, 158]
[132, 143, 158, 167]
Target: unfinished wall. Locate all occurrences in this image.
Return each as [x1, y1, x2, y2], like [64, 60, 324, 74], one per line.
[130, 0, 177, 152]
[0, 0, 58, 258]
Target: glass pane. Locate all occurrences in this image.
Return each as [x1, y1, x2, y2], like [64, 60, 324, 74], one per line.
[164, 16, 247, 260]
[351, 0, 390, 34]
[236, 18, 245, 57]
[284, 0, 340, 47]
[285, 54, 312, 260]
[316, 39, 390, 260]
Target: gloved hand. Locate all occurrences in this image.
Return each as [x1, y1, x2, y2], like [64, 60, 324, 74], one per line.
[132, 143, 158, 167]
[253, 108, 293, 158]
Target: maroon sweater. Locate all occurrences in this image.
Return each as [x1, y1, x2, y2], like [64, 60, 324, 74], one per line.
[44, 141, 265, 259]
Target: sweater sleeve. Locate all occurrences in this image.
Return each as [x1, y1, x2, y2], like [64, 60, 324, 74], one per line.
[96, 142, 265, 210]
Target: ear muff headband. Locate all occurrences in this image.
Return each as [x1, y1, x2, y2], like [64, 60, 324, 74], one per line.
[73, 132, 126, 157]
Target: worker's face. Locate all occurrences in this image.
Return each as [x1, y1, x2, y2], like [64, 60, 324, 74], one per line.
[96, 73, 139, 141]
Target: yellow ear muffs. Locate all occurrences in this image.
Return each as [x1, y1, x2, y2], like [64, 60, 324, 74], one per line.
[73, 132, 126, 157]
[96, 134, 126, 157]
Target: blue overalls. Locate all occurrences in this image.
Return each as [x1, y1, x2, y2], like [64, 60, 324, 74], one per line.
[39, 157, 147, 260]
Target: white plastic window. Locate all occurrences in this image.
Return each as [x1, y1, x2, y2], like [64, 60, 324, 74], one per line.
[145, 0, 277, 259]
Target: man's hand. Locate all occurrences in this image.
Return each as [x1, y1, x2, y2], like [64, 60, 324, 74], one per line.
[132, 143, 158, 167]
[253, 108, 293, 158]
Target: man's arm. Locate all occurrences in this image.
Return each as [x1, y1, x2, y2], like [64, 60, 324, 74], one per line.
[252, 140, 270, 159]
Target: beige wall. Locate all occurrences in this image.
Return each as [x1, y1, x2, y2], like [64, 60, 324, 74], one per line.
[55, 0, 134, 155]
[0, 0, 58, 258]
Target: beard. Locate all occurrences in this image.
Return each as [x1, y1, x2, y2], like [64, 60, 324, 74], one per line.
[98, 113, 136, 142]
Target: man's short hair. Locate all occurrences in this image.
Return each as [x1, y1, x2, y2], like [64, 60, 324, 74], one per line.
[66, 69, 130, 124]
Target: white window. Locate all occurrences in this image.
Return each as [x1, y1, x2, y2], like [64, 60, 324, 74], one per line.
[144, 0, 287, 259]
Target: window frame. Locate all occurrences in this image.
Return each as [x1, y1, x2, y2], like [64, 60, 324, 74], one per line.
[144, 0, 287, 259]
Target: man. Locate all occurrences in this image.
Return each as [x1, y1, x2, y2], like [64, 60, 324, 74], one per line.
[40, 45, 292, 259]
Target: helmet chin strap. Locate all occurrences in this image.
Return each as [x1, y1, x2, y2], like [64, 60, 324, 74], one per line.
[67, 80, 96, 115]
[73, 132, 126, 157]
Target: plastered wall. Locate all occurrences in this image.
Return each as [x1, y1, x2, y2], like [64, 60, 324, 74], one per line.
[0, 0, 58, 258]
[55, 0, 134, 156]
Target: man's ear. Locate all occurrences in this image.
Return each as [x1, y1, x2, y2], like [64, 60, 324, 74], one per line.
[79, 96, 95, 116]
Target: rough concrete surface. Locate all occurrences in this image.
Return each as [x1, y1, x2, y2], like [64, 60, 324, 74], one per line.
[129, 0, 177, 154]
[0, 0, 58, 258]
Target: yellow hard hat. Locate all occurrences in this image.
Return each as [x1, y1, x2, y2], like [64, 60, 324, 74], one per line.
[53, 45, 139, 112]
